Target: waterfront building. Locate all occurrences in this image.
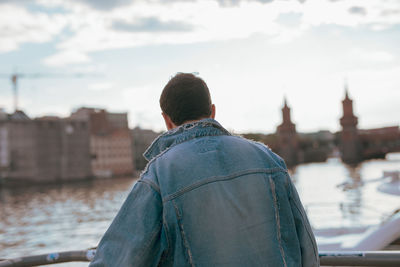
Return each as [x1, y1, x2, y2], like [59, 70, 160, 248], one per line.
[0, 109, 10, 175]
[0, 108, 7, 120]
[71, 107, 134, 178]
[0, 110, 92, 182]
[0, 126, 8, 171]
[276, 98, 299, 166]
[131, 127, 160, 171]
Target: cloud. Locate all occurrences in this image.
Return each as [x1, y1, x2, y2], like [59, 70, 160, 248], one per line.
[301, 0, 400, 29]
[112, 17, 193, 32]
[3, 0, 400, 66]
[348, 6, 367, 16]
[72, 0, 134, 10]
[0, 4, 66, 53]
[0, 0, 32, 5]
[275, 12, 303, 27]
[43, 50, 90, 66]
[216, 0, 273, 7]
[73, 0, 276, 10]
[40, 0, 299, 66]
[381, 9, 400, 16]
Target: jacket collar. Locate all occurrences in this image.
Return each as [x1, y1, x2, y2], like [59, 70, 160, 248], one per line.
[143, 118, 231, 161]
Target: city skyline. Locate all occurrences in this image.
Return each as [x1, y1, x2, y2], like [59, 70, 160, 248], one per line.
[0, 0, 399, 133]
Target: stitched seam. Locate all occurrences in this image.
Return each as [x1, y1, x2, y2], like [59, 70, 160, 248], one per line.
[172, 200, 195, 267]
[138, 179, 161, 194]
[162, 212, 172, 260]
[130, 181, 163, 263]
[291, 195, 319, 260]
[287, 175, 319, 260]
[269, 176, 288, 267]
[284, 173, 290, 190]
[163, 168, 287, 203]
[134, 220, 163, 263]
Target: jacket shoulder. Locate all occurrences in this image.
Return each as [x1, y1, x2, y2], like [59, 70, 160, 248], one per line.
[231, 135, 288, 170]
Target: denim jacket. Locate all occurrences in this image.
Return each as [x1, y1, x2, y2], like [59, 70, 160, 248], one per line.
[89, 119, 319, 267]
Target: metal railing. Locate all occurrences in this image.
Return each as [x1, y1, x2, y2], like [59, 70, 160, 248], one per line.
[0, 250, 95, 267]
[320, 251, 400, 266]
[0, 250, 399, 266]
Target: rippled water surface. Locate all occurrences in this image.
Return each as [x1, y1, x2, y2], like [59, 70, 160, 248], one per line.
[0, 177, 136, 266]
[291, 153, 400, 229]
[1, 153, 399, 266]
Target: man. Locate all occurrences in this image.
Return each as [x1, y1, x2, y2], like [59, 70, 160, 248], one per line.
[90, 73, 319, 266]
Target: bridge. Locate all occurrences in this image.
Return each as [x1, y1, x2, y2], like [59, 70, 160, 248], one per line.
[359, 126, 400, 160]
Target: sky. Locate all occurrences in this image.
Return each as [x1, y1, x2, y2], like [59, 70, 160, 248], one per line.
[0, 0, 399, 133]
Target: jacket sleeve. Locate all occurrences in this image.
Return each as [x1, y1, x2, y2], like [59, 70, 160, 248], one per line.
[287, 176, 320, 267]
[89, 180, 165, 267]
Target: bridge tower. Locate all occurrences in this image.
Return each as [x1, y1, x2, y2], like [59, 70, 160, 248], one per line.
[340, 86, 361, 164]
[276, 97, 298, 166]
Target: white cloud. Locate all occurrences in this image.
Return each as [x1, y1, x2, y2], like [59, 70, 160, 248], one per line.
[40, 0, 305, 66]
[43, 50, 91, 66]
[2, 0, 400, 66]
[49, 0, 400, 65]
[301, 0, 400, 29]
[0, 4, 66, 53]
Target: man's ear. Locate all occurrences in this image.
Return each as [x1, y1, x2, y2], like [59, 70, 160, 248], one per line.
[162, 113, 177, 130]
[211, 104, 216, 119]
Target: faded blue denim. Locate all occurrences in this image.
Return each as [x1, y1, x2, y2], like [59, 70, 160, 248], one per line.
[90, 119, 319, 267]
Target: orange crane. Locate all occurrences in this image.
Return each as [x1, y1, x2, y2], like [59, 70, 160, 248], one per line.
[0, 71, 99, 112]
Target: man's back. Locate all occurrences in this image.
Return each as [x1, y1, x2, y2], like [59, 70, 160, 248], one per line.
[90, 119, 319, 266]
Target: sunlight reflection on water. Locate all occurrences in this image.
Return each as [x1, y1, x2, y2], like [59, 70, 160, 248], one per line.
[290, 153, 400, 229]
[0, 153, 399, 266]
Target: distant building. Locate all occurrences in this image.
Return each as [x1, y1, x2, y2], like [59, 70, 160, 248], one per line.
[0, 108, 7, 120]
[276, 98, 299, 166]
[339, 89, 362, 163]
[297, 131, 334, 163]
[0, 110, 92, 183]
[71, 107, 134, 178]
[0, 109, 10, 173]
[359, 126, 400, 159]
[131, 127, 160, 171]
[90, 129, 133, 177]
[339, 86, 400, 163]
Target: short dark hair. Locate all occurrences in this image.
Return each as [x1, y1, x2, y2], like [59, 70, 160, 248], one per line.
[160, 73, 212, 126]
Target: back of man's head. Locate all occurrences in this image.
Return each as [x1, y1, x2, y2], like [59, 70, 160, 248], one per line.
[160, 73, 212, 126]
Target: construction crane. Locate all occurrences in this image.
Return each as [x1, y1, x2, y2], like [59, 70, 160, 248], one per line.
[0, 71, 99, 112]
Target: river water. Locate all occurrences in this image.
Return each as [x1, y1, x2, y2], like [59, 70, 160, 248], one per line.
[0, 153, 399, 266]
